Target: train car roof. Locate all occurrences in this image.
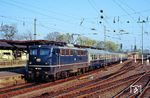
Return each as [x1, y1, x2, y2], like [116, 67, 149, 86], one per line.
[86, 48, 110, 54]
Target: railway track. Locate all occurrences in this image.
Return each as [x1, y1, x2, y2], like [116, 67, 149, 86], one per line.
[0, 60, 131, 98]
[0, 60, 145, 98]
[0, 83, 35, 94]
[138, 85, 150, 98]
[114, 71, 150, 98]
[54, 73, 143, 98]
[34, 60, 143, 98]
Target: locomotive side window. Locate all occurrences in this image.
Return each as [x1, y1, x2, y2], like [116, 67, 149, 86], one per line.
[78, 50, 81, 55]
[30, 49, 37, 55]
[83, 51, 87, 55]
[81, 51, 83, 55]
[81, 51, 86, 56]
[40, 48, 50, 55]
[66, 49, 69, 55]
[61, 49, 66, 55]
[70, 50, 73, 55]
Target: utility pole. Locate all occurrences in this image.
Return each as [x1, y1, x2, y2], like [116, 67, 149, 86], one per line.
[34, 18, 37, 40]
[104, 25, 107, 66]
[99, 10, 107, 67]
[104, 25, 106, 49]
[142, 21, 144, 65]
[137, 19, 146, 65]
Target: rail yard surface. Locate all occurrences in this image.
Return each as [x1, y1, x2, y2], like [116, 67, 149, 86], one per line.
[0, 60, 149, 98]
[1, 1, 150, 98]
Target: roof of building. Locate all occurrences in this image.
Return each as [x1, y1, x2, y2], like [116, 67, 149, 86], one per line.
[0, 41, 13, 48]
[0, 39, 104, 51]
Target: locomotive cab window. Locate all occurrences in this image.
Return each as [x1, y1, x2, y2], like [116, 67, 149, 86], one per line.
[40, 48, 50, 55]
[30, 49, 37, 55]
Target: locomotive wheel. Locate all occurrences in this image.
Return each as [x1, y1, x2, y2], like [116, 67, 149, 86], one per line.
[76, 69, 82, 75]
[63, 71, 68, 78]
[56, 72, 61, 80]
[85, 67, 89, 72]
[81, 68, 86, 73]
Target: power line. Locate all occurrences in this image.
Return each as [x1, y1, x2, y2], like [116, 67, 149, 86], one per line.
[118, 0, 144, 18]
[0, 0, 79, 26]
[1, 0, 96, 32]
[87, 0, 99, 14]
[112, 0, 136, 21]
[11, 0, 81, 20]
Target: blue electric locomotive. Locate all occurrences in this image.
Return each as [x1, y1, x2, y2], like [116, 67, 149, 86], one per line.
[27, 45, 88, 80]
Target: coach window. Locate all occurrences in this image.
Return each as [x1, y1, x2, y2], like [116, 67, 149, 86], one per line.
[91, 54, 93, 60]
[97, 55, 99, 59]
[101, 55, 103, 59]
[94, 55, 97, 59]
[92, 55, 94, 60]
[99, 55, 101, 59]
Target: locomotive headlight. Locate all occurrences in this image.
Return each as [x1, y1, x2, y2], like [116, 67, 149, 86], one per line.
[35, 67, 41, 70]
[28, 71, 32, 74]
[36, 58, 41, 62]
[45, 72, 48, 74]
[29, 62, 32, 64]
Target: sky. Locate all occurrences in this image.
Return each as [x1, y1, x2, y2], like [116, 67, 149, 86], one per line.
[0, 0, 150, 51]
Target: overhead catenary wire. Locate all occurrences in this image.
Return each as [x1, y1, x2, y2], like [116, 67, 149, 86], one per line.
[112, 0, 137, 22]
[0, 0, 100, 35]
[0, 0, 88, 29]
[11, 0, 81, 20]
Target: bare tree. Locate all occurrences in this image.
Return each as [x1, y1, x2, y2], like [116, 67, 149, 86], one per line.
[22, 31, 33, 40]
[45, 32, 61, 41]
[14, 30, 33, 40]
[0, 24, 18, 40]
[45, 32, 73, 43]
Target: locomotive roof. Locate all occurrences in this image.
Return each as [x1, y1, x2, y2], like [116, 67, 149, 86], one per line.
[29, 45, 87, 51]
